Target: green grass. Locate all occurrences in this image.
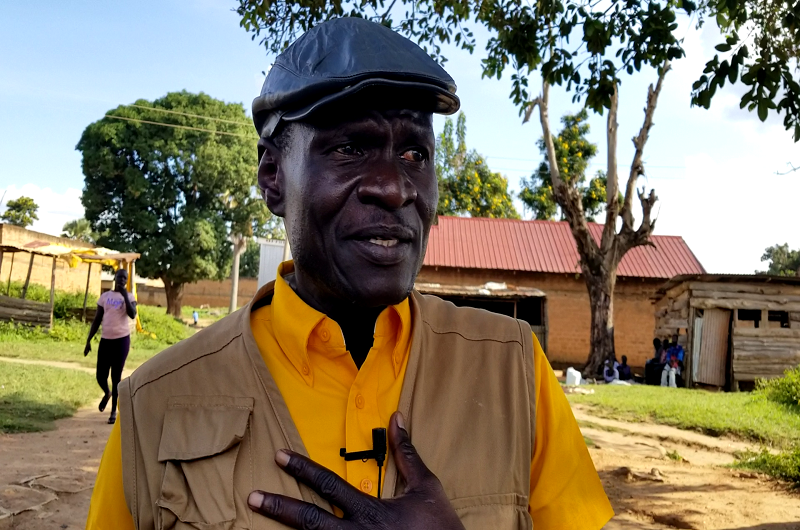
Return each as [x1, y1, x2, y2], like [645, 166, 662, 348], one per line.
[734, 448, 800, 487]
[567, 384, 800, 448]
[0, 363, 100, 433]
[181, 305, 227, 324]
[0, 305, 193, 370]
[666, 449, 685, 462]
[757, 366, 800, 407]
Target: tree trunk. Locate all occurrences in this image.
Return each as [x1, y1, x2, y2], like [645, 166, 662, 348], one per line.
[163, 279, 184, 318]
[229, 235, 247, 314]
[583, 271, 617, 378]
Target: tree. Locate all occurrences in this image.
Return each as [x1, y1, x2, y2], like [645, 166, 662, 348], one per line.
[1, 196, 39, 227]
[435, 112, 519, 219]
[77, 91, 274, 317]
[239, 239, 261, 278]
[519, 110, 608, 223]
[61, 218, 99, 244]
[758, 244, 800, 277]
[236, 0, 799, 375]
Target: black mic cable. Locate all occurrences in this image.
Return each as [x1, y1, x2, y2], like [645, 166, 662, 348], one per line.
[340, 427, 388, 498]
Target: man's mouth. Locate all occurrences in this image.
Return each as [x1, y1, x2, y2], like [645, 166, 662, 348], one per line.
[369, 238, 399, 248]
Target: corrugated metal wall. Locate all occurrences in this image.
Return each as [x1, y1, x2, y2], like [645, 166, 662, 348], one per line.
[258, 240, 290, 289]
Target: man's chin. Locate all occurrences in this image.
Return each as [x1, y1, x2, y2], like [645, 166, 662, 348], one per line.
[346, 282, 413, 308]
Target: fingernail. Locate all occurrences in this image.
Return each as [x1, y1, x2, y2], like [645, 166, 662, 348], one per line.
[248, 491, 265, 509]
[275, 449, 291, 467]
[395, 412, 406, 431]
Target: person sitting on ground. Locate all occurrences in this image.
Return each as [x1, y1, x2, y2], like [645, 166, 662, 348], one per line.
[661, 334, 685, 388]
[603, 356, 620, 383]
[84, 269, 137, 424]
[618, 355, 633, 381]
[648, 338, 661, 364]
[659, 337, 670, 363]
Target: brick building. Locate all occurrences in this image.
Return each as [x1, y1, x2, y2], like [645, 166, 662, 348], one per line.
[0, 223, 102, 295]
[416, 216, 705, 368]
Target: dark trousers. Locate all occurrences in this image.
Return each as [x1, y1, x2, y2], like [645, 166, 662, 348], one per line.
[96, 335, 131, 415]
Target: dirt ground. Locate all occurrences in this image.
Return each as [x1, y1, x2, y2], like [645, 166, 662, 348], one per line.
[1, 399, 799, 529]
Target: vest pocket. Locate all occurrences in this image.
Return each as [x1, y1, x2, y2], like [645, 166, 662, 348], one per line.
[156, 396, 254, 530]
[449, 493, 532, 530]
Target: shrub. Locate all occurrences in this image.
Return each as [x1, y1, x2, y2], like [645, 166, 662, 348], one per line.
[137, 306, 190, 345]
[0, 281, 98, 320]
[757, 366, 800, 408]
[735, 447, 800, 487]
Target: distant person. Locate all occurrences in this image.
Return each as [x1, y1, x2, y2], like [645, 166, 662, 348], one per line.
[603, 356, 620, 383]
[648, 338, 662, 364]
[661, 334, 685, 388]
[659, 337, 670, 363]
[192, 309, 199, 326]
[618, 355, 633, 381]
[84, 269, 137, 424]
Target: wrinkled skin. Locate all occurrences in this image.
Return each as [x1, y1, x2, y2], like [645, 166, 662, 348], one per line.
[248, 413, 465, 530]
[254, 109, 465, 528]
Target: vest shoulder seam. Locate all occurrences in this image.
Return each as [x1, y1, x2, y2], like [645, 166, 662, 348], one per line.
[421, 319, 524, 345]
[129, 332, 243, 397]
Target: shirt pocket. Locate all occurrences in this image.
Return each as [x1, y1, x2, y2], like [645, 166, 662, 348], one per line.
[449, 493, 532, 530]
[156, 396, 254, 530]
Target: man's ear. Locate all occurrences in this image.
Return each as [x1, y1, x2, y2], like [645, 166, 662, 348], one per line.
[257, 137, 285, 217]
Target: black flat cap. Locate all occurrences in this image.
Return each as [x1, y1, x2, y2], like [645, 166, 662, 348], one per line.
[252, 17, 460, 137]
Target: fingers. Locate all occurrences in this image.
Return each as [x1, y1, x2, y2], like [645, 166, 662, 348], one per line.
[275, 450, 373, 515]
[388, 412, 431, 490]
[248, 490, 345, 530]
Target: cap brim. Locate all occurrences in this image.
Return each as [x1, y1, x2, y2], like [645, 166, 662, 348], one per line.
[254, 77, 459, 137]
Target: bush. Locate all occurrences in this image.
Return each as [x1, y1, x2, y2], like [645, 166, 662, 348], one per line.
[757, 366, 800, 408]
[137, 306, 190, 345]
[735, 447, 800, 487]
[1, 281, 98, 319]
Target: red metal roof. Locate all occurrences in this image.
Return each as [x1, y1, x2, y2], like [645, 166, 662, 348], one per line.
[424, 216, 705, 279]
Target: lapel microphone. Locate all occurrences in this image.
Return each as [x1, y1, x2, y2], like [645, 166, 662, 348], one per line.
[340, 427, 387, 498]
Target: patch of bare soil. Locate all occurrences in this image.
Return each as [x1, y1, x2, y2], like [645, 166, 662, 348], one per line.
[0, 408, 113, 530]
[583, 420, 800, 529]
[0, 398, 798, 529]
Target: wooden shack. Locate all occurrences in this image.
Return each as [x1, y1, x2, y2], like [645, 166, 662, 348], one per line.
[653, 274, 800, 390]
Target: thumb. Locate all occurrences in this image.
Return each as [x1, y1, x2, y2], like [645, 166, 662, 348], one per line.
[388, 412, 431, 491]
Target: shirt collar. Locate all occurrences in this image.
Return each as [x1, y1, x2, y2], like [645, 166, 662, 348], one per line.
[270, 261, 412, 385]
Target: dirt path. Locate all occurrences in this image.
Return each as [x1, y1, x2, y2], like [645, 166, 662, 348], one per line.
[0, 356, 134, 378]
[1, 397, 799, 529]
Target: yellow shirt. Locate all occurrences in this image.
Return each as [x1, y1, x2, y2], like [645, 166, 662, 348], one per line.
[87, 267, 613, 529]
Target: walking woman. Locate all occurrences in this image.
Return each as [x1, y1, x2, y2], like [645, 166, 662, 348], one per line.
[84, 269, 137, 424]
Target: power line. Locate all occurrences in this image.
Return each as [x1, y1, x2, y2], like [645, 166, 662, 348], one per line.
[104, 115, 258, 139]
[125, 104, 253, 127]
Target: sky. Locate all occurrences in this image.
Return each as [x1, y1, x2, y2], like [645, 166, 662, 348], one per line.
[1, 1, 798, 274]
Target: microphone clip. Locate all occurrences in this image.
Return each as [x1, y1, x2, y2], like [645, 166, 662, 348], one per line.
[340, 427, 387, 497]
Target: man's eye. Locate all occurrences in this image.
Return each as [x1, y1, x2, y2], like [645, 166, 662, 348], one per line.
[401, 149, 425, 163]
[335, 144, 363, 156]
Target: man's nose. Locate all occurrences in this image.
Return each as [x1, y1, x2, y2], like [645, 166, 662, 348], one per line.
[356, 163, 417, 210]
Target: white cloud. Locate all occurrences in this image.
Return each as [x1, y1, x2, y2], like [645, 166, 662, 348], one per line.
[1, 184, 84, 237]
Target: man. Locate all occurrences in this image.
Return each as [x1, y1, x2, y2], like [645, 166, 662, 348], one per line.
[618, 355, 633, 381]
[86, 18, 613, 529]
[84, 268, 137, 424]
[661, 334, 685, 388]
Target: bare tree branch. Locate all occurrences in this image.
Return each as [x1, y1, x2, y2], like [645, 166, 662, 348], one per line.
[522, 97, 542, 124]
[538, 80, 599, 260]
[601, 83, 619, 254]
[776, 162, 799, 175]
[620, 61, 671, 231]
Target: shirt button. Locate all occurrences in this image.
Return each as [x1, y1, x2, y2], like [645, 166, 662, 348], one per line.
[360, 479, 373, 493]
[301, 363, 310, 375]
[355, 394, 365, 409]
[320, 328, 330, 341]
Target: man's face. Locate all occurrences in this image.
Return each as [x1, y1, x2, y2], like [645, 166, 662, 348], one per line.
[265, 108, 437, 308]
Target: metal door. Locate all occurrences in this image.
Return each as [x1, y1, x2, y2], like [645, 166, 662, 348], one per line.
[696, 308, 731, 386]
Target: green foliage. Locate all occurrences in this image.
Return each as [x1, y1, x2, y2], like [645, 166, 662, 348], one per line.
[1, 281, 98, 320]
[61, 218, 100, 244]
[239, 239, 261, 278]
[237, 1, 800, 140]
[1, 196, 39, 227]
[735, 447, 800, 486]
[519, 110, 609, 222]
[566, 384, 800, 448]
[757, 244, 800, 276]
[692, 0, 800, 140]
[136, 305, 191, 345]
[0, 363, 99, 433]
[666, 449, 685, 462]
[76, 91, 276, 315]
[435, 113, 519, 219]
[757, 366, 800, 408]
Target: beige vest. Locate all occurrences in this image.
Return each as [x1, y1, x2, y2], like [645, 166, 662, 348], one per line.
[119, 285, 536, 530]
